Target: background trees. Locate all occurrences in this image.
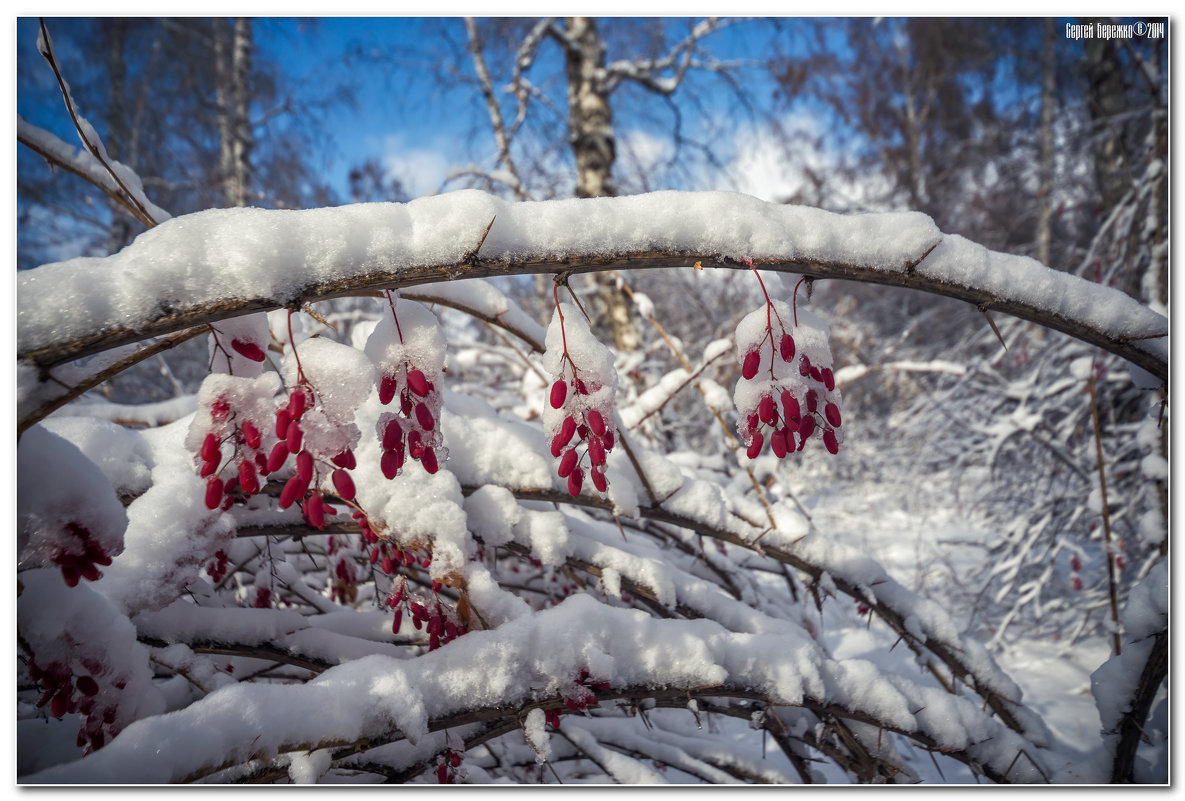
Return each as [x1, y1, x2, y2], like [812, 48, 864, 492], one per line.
[16, 16, 1169, 784]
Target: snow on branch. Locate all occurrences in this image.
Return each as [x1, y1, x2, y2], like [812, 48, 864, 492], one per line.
[23, 595, 1048, 784]
[17, 191, 1167, 380]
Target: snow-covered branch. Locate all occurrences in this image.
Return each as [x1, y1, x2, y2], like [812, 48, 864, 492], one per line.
[17, 191, 1167, 381]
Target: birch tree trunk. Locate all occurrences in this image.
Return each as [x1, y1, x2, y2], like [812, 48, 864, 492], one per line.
[215, 18, 253, 208]
[1035, 18, 1055, 268]
[561, 17, 640, 352]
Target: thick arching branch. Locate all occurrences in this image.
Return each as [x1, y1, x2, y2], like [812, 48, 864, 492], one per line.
[17, 194, 1166, 380]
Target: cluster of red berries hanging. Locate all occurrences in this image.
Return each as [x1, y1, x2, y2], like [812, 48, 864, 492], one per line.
[51, 522, 113, 588]
[734, 260, 844, 459]
[27, 657, 120, 754]
[190, 371, 283, 513]
[365, 292, 448, 478]
[543, 290, 618, 497]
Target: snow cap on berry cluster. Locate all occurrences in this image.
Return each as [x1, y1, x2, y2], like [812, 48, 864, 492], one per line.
[17, 425, 127, 585]
[542, 303, 617, 438]
[186, 372, 283, 456]
[365, 298, 448, 475]
[543, 302, 618, 495]
[734, 301, 844, 457]
[280, 337, 375, 461]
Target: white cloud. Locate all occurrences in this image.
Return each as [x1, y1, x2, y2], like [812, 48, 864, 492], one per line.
[379, 135, 451, 197]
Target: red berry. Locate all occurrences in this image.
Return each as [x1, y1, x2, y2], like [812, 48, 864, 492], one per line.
[407, 369, 430, 397]
[231, 338, 266, 362]
[602, 430, 614, 451]
[275, 408, 291, 439]
[823, 428, 839, 455]
[746, 432, 764, 459]
[558, 448, 578, 478]
[779, 333, 795, 362]
[392, 608, 403, 633]
[205, 476, 224, 510]
[211, 397, 231, 422]
[591, 466, 608, 492]
[549, 436, 564, 458]
[200, 432, 220, 462]
[381, 449, 403, 479]
[305, 493, 325, 529]
[825, 402, 842, 428]
[758, 395, 775, 424]
[558, 416, 577, 448]
[576, 379, 589, 395]
[806, 390, 818, 413]
[770, 428, 788, 458]
[798, 415, 815, 442]
[821, 367, 835, 391]
[383, 418, 404, 451]
[437, 763, 449, 784]
[75, 675, 99, 697]
[296, 450, 314, 482]
[200, 456, 221, 478]
[550, 380, 567, 409]
[1071, 575, 1084, 591]
[289, 388, 308, 419]
[266, 441, 289, 473]
[286, 421, 303, 453]
[60, 563, 81, 587]
[451, 752, 462, 768]
[332, 469, 356, 501]
[567, 467, 584, 496]
[587, 409, 606, 437]
[279, 475, 307, 509]
[379, 375, 398, 405]
[241, 420, 261, 449]
[742, 349, 761, 380]
[421, 447, 439, 474]
[1070, 555, 1082, 572]
[332, 449, 356, 469]
[414, 402, 435, 431]
[238, 460, 259, 495]
[587, 435, 606, 466]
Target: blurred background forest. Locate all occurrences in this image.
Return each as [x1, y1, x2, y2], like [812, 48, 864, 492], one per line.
[16, 16, 1168, 656]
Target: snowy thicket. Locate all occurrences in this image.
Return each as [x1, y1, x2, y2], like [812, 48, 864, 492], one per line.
[16, 185, 1167, 785]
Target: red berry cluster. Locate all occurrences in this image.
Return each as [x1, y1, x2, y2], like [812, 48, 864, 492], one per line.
[1069, 554, 1085, 591]
[437, 749, 464, 784]
[51, 522, 112, 587]
[27, 658, 119, 753]
[740, 376, 843, 458]
[206, 549, 230, 584]
[198, 393, 269, 511]
[327, 534, 360, 605]
[549, 378, 614, 496]
[272, 386, 352, 530]
[735, 262, 844, 459]
[560, 668, 610, 714]
[377, 364, 442, 477]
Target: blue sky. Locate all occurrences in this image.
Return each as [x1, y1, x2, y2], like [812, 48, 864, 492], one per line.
[17, 17, 811, 206]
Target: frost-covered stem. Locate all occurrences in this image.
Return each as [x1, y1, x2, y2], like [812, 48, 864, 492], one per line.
[1088, 375, 1123, 656]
